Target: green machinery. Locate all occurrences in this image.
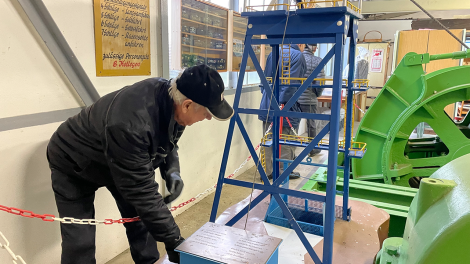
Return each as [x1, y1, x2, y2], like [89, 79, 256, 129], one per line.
[303, 50, 470, 236]
[353, 50, 470, 187]
[375, 153, 470, 264]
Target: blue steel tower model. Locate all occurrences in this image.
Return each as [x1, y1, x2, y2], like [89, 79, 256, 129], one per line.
[209, 4, 364, 264]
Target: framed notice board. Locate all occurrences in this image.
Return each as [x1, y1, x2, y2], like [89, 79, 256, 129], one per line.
[93, 0, 151, 76]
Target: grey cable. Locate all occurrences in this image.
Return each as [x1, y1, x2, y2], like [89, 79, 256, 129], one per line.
[409, 0, 469, 49]
[244, 8, 291, 231]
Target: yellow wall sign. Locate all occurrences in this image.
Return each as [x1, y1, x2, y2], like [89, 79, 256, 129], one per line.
[94, 0, 151, 76]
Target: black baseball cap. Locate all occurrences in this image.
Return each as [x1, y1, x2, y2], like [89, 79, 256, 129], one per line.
[176, 65, 234, 121]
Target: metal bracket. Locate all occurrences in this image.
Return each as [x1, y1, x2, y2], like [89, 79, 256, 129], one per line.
[404, 53, 431, 66]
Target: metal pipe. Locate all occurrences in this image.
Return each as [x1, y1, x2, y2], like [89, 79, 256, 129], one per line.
[277, 159, 345, 169]
[430, 50, 470, 61]
[17, 0, 100, 106]
[359, 0, 363, 11]
[342, 31, 357, 221]
[409, 0, 469, 49]
[277, 0, 287, 11]
[230, 0, 239, 12]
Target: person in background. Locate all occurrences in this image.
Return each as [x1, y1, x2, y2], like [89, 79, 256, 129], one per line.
[298, 44, 326, 157]
[259, 44, 307, 180]
[355, 46, 370, 80]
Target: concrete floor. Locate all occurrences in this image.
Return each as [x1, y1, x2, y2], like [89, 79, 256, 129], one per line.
[106, 147, 328, 264]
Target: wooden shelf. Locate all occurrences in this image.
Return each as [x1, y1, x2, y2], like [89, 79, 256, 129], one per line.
[182, 32, 226, 41]
[193, 0, 230, 12]
[182, 5, 227, 20]
[182, 18, 226, 30]
[182, 44, 227, 51]
[233, 20, 247, 26]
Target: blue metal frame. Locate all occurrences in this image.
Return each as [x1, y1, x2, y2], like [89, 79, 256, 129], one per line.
[210, 7, 362, 264]
[342, 17, 359, 221]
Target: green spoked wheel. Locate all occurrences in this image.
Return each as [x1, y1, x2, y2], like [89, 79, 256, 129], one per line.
[352, 53, 470, 187]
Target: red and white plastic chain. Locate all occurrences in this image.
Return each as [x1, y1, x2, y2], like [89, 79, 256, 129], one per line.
[0, 205, 140, 225]
[0, 231, 27, 264]
[354, 102, 366, 114]
[0, 116, 296, 220]
[283, 116, 299, 137]
[169, 108, 300, 212]
[169, 123, 275, 212]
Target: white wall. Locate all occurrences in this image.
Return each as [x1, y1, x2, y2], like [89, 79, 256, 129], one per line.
[358, 20, 412, 42]
[0, 1, 262, 263]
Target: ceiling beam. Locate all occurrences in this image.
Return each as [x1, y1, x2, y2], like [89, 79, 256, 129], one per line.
[360, 0, 470, 14]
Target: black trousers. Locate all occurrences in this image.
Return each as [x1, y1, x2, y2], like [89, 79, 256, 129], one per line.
[51, 167, 159, 264]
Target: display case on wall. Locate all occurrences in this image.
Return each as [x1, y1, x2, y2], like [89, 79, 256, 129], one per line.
[181, 0, 228, 71]
[232, 14, 269, 72]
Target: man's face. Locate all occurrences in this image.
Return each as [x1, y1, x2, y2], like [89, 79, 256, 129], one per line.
[298, 44, 305, 52]
[174, 99, 212, 126]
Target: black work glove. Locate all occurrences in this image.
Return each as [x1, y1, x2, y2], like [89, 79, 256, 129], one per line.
[165, 236, 185, 263]
[164, 171, 184, 204]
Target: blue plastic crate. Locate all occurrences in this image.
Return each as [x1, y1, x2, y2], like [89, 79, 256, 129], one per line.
[265, 202, 324, 236]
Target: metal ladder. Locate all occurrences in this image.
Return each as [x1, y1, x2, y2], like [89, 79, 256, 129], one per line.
[281, 45, 291, 85]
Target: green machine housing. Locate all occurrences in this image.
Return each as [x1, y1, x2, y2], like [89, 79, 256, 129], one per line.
[376, 153, 470, 264]
[353, 50, 470, 187]
[303, 50, 470, 237]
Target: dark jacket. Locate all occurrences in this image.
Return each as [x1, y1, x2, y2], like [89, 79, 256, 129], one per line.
[298, 46, 326, 105]
[47, 77, 183, 243]
[259, 44, 306, 128]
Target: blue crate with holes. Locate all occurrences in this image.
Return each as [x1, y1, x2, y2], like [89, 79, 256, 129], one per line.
[263, 168, 336, 236]
[265, 197, 325, 236]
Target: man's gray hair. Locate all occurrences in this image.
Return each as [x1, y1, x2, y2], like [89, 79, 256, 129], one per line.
[169, 71, 188, 104]
[169, 70, 201, 110]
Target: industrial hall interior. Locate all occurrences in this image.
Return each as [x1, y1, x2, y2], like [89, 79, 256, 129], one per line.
[2, 0, 470, 263]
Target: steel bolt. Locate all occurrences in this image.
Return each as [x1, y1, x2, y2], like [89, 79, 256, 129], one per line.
[337, 21, 343, 26]
[248, 24, 253, 29]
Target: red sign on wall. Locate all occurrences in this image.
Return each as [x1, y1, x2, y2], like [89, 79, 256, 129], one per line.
[370, 49, 384, 73]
